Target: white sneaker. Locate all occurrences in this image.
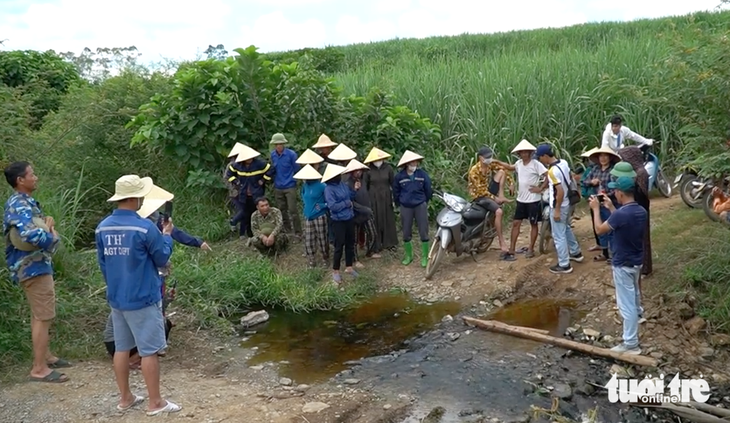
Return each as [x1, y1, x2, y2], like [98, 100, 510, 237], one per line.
[610, 343, 641, 355]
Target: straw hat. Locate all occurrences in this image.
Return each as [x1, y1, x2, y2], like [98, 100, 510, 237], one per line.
[313, 134, 338, 149]
[234, 145, 261, 162]
[321, 163, 346, 183]
[228, 142, 246, 158]
[270, 133, 288, 145]
[397, 150, 424, 167]
[9, 217, 49, 251]
[580, 147, 599, 158]
[343, 159, 368, 174]
[296, 149, 324, 165]
[107, 175, 155, 202]
[363, 147, 391, 164]
[589, 146, 620, 164]
[511, 139, 536, 153]
[328, 144, 357, 161]
[294, 164, 322, 180]
[137, 185, 175, 219]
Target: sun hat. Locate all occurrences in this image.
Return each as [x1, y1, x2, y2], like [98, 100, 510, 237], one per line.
[610, 162, 637, 178]
[343, 159, 368, 174]
[234, 145, 261, 162]
[397, 150, 424, 167]
[296, 149, 324, 165]
[328, 144, 357, 161]
[511, 139, 536, 153]
[321, 163, 346, 183]
[534, 144, 553, 157]
[137, 185, 175, 219]
[589, 146, 620, 164]
[293, 164, 322, 180]
[608, 176, 636, 192]
[363, 147, 391, 164]
[270, 133, 288, 145]
[228, 142, 247, 158]
[9, 217, 49, 251]
[581, 147, 599, 158]
[107, 175, 155, 202]
[313, 134, 338, 149]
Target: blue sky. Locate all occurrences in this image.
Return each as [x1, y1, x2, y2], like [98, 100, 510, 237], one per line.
[0, 0, 725, 62]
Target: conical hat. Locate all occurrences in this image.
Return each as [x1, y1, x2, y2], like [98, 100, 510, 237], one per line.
[343, 159, 368, 174]
[328, 143, 357, 161]
[580, 147, 599, 158]
[228, 142, 246, 158]
[293, 164, 322, 180]
[397, 150, 424, 167]
[313, 134, 338, 149]
[363, 147, 392, 164]
[234, 144, 261, 162]
[321, 163, 346, 183]
[137, 185, 175, 219]
[296, 149, 324, 165]
[588, 145, 620, 163]
[511, 139, 536, 153]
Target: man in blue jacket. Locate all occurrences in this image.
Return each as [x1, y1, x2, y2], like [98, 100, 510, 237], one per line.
[226, 146, 275, 240]
[270, 133, 301, 237]
[96, 175, 181, 416]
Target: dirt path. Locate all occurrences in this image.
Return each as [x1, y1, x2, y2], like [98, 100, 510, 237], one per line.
[2, 195, 727, 423]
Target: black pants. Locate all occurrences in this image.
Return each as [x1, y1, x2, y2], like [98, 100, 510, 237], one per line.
[105, 318, 173, 357]
[332, 219, 355, 270]
[231, 196, 256, 237]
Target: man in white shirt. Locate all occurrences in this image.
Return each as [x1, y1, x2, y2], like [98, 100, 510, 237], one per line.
[535, 144, 584, 274]
[493, 140, 546, 260]
[601, 115, 653, 153]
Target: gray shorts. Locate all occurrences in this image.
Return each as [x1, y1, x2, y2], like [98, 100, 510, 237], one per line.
[111, 301, 166, 357]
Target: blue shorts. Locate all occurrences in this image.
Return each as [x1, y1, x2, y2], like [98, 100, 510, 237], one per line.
[111, 301, 166, 357]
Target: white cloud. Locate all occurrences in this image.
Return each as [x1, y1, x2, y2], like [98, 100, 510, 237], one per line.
[233, 11, 327, 52]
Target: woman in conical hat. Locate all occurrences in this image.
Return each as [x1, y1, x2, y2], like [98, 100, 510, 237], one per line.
[393, 150, 432, 268]
[296, 149, 325, 171]
[362, 147, 398, 251]
[312, 134, 338, 164]
[343, 159, 378, 264]
[295, 165, 330, 268]
[584, 145, 621, 263]
[322, 163, 358, 283]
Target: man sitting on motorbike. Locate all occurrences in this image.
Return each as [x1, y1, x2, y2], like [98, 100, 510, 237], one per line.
[601, 114, 654, 154]
[712, 187, 730, 224]
[467, 146, 515, 260]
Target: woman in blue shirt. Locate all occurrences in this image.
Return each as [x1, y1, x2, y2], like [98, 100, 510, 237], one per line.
[322, 164, 357, 283]
[295, 164, 329, 268]
[392, 150, 433, 268]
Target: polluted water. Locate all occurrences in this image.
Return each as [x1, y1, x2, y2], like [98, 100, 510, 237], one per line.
[488, 298, 580, 336]
[239, 292, 460, 384]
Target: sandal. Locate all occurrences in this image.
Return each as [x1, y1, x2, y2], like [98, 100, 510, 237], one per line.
[516, 247, 529, 254]
[500, 252, 517, 262]
[47, 358, 72, 369]
[117, 394, 144, 411]
[593, 255, 608, 262]
[588, 245, 601, 252]
[525, 251, 535, 259]
[29, 369, 69, 383]
[146, 400, 182, 416]
[333, 273, 342, 284]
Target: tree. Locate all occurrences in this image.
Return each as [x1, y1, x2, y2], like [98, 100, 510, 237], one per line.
[59, 46, 142, 82]
[204, 44, 228, 60]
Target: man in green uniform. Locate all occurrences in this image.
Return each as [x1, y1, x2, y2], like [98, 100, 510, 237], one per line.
[249, 197, 288, 255]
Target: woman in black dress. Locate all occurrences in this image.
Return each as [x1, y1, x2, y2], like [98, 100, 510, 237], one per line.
[362, 147, 398, 251]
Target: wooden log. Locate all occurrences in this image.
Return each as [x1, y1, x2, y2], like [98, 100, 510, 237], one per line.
[463, 316, 658, 367]
[477, 320, 550, 335]
[639, 403, 729, 423]
[680, 402, 730, 419]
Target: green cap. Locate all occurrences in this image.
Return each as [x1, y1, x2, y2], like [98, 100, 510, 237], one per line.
[610, 161, 636, 178]
[608, 176, 636, 192]
[270, 133, 288, 145]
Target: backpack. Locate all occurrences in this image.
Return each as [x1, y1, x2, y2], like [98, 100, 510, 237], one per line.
[552, 161, 581, 206]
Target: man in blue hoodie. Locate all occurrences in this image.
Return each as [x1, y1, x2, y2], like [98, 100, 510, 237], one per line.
[270, 133, 302, 237]
[96, 175, 181, 416]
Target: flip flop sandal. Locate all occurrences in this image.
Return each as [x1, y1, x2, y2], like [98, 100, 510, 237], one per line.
[516, 247, 529, 254]
[346, 270, 359, 278]
[117, 394, 145, 411]
[48, 358, 72, 369]
[588, 245, 602, 252]
[146, 401, 182, 416]
[333, 273, 342, 284]
[29, 369, 69, 383]
[525, 251, 535, 259]
[501, 253, 517, 262]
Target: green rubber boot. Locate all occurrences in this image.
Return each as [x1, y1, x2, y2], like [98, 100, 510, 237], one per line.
[421, 241, 430, 268]
[402, 241, 413, 266]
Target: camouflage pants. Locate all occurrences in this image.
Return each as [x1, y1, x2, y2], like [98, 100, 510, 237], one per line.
[251, 234, 289, 256]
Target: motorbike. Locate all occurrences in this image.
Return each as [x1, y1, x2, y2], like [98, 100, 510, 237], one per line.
[425, 191, 496, 280]
[643, 147, 672, 198]
[674, 165, 705, 209]
[700, 176, 730, 222]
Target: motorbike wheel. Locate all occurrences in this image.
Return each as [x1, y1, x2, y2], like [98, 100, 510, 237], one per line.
[425, 238, 446, 280]
[477, 213, 496, 254]
[655, 169, 672, 198]
[538, 218, 552, 255]
[702, 191, 721, 223]
[679, 175, 700, 208]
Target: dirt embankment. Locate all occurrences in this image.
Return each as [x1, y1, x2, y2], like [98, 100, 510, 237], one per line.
[2, 195, 728, 423]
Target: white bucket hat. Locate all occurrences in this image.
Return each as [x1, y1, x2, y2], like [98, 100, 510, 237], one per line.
[397, 150, 424, 167]
[296, 149, 324, 165]
[321, 163, 346, 183]
[107, 175, 155, 202]
[234, 145, 261, 162]
[313, 134, 338, 149]
[294, 164, 322, 180]
[137, 185, 175, 219]
[363, 147, 391, 164]
[343, 159, 368, 174]
[511, 139, 536, 153]
[328, 144, 357, 161]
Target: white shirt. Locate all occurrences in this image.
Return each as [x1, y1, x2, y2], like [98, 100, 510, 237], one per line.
[601, 123, 652, 153]
[547, 159, 572, 209]
[515, 159, 547, 204]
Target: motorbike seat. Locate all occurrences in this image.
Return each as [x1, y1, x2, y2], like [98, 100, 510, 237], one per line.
[463, 204, 487, 222]
[472, 197, 495, 210]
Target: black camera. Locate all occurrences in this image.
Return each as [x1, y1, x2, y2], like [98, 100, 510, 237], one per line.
[162, 201, 173, 222]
